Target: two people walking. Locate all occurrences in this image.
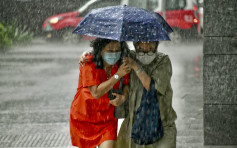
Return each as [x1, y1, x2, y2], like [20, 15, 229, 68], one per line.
[70, 5, 177, 148]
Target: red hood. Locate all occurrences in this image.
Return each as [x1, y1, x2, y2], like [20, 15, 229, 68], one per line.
[44, 11, 79, 22]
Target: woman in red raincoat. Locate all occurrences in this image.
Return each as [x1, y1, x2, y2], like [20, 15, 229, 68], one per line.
[70, 38, 130, 148]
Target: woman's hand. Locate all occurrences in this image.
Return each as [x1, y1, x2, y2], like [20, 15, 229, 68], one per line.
[123, 57, 138, 71]
[116, 62, 131, 77]
[109, 93, 126, 106]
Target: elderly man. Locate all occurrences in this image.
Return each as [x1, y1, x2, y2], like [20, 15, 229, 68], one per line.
[115, 41, 177, 148]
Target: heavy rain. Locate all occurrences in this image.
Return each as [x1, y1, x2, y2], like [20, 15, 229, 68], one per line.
[0, 0, 236, 148]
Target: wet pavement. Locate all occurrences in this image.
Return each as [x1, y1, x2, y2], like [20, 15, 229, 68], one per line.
[0, 39, 235, 148]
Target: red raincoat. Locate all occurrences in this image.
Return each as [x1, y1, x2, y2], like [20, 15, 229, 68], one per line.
[70, 60, 129, 148]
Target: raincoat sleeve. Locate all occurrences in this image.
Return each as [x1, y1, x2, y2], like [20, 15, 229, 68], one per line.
[151, 55, 172, 96]
[81, 63, 101, 87]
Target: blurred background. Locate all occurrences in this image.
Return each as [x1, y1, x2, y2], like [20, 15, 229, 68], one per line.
[0, 0, 203, 45]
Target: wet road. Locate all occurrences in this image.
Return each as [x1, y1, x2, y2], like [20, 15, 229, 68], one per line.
[0, 39, 209, 147]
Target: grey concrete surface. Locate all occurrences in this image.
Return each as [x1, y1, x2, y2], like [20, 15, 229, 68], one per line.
[204, 0, 237, 37]
[203, 37, 237, 54]
[203, 0, 237, 145]
[0, 39, 235, 147]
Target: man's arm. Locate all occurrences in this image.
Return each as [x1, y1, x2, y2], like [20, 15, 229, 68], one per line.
[132, 63, 151, 91]
[123, 57, 151, 90]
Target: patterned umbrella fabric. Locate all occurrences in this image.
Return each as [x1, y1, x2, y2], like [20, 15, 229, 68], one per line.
[73, 5, 173, 41]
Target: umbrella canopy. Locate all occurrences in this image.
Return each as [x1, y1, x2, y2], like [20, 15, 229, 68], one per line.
[73, 5, 173, 41]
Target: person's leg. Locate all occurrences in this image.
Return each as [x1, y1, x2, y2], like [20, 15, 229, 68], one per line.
[99, 140, 115, 148]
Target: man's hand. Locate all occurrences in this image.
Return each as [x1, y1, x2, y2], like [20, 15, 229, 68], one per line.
[78, 50, 93, 67]
[109, 93, 126, 106]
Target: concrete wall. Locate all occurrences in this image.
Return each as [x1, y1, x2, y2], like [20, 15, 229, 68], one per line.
[203, 0, 237, 145]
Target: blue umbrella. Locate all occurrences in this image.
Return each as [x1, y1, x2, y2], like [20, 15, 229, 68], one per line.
[73, 5, 173, 41]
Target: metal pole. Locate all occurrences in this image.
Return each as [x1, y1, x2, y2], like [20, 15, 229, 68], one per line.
[161, 0, 166, 19]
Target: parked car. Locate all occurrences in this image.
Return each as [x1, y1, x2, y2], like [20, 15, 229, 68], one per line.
[127, 0, 201, 42]
[42, 0, 120, 42]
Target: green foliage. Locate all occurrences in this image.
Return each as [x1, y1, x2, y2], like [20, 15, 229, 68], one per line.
[0, 21, 33, 50]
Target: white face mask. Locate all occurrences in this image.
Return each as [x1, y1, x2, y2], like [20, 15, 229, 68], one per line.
[136, 53, 156, 65]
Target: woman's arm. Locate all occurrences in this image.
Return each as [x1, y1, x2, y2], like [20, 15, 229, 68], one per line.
[88, 76, 119, 99]
[88, 63, 130, 99]
[124, 57, 151, 90]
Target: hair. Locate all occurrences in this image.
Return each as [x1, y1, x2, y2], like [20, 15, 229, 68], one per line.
[90, 38, 129, 69]
[133, 41, 159, 51]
